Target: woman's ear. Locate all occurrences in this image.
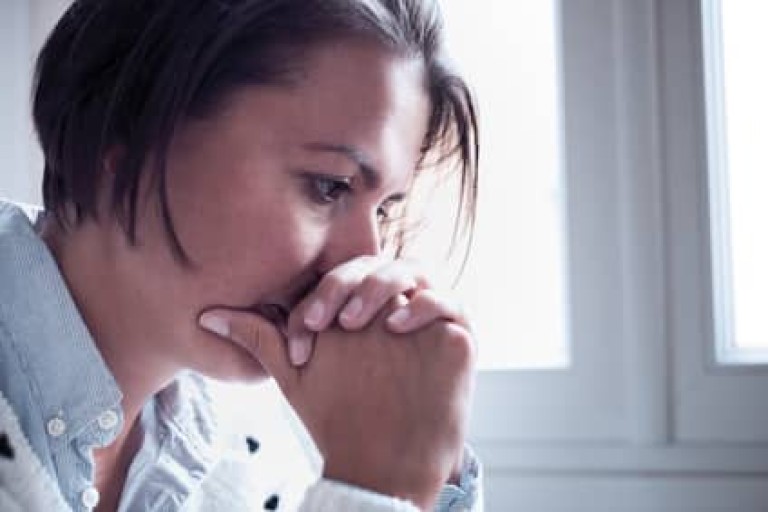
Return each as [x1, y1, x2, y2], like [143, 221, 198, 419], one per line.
[103, 145, 126, 175]
[90, 145, 127, 221]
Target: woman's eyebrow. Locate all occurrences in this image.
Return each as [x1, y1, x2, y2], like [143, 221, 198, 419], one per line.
[302, 142, 380, 190]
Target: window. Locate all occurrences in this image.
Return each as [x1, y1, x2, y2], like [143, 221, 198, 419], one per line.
[702, 0, 768, 364]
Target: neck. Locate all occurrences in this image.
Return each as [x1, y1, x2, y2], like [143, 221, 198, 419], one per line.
[40, 217, 179, 432]
[41, 217, 182, 506]
[93, 409, 145, 512]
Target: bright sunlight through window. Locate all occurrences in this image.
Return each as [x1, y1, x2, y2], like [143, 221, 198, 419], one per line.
[410, 1, 568, 370]
[704, 0, 768, 363]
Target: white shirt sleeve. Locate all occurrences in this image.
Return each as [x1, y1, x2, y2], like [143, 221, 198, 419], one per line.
[297, 443, 484, 512]
[298, 479, 420, 512]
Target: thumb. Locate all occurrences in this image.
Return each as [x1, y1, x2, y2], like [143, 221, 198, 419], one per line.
[199, 309, 296, 389]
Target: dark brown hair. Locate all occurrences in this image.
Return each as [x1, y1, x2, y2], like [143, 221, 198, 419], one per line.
[33, 0, 478, 264]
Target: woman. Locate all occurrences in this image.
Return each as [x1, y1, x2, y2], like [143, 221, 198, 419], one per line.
[0, 0, 481, 510]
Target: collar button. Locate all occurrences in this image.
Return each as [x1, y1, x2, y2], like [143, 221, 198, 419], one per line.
[46, 416, 67, 438]
[97, 410, 119, 431]
[80, 486, 100, 509]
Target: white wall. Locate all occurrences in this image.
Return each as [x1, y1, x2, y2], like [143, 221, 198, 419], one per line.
[0, 0, 70, 205]
[0, 0, 32, 202]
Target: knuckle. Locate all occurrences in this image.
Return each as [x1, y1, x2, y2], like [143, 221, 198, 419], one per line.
[359, 273, 396, 297]
[320, 271, 347, 292]
[323, 263, 370, 292]
[415, 290, 471, 327]
[381, 294, 407, 316]
[344, 255, 381, 277]
[314, 281, 352, 310]
[416, 287, 441, 305]
[357, 254, 382, 267]
[439, 323, 476, 368]
[389, 268, 421, 290]
[359, 272, 412, 302]
[359, 272, 384, 291]
[392, 272, 419, 292]
[409, 289, 442, 315]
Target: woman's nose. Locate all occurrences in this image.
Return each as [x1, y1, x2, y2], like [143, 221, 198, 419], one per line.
[318, 213, 382, 272]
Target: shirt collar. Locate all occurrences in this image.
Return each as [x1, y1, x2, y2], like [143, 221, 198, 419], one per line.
[0, 202, 123, 443]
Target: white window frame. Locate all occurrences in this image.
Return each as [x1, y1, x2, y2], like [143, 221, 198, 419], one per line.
[700, 0, 768, 366]
[662, 0, 768, 443]
[470, 0, 657, 447]
[469, 0, 768, 501]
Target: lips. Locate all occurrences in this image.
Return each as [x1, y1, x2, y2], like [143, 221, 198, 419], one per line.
[246, 276, 319, 338]
[249, 303, 290, 337]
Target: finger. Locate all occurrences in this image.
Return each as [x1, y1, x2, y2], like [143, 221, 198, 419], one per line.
[385, 289, 471, 334]
[286, 286, 411, 368]
[336, 259, 431, 331]
[296, 256, 384, 332]
[199, 309, 297, 392]
[286, 331, 316, 367]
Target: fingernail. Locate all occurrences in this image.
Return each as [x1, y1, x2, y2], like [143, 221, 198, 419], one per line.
[387, 307, 410, 328]
[341, 296, 363, 322]
[199, 313, 230, 338]
[289, 335, 312, 366]
[305, 300, 325, 329]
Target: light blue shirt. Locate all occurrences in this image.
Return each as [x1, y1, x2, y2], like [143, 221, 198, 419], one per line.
[0, 201, 480, 511]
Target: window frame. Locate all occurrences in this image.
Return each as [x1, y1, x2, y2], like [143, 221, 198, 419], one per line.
[470, 0, 656, 445]
[700, 0, 768, 366]
[660, 0, 768, 443]
[469, 0, 768, 470]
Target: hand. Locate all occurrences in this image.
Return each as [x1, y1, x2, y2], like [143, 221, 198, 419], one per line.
[199, 301, 476, 510]
[284, 255, 469, 366]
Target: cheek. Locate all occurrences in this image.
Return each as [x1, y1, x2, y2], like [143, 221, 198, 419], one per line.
[245, 215, 326, 276]
[163, 161, 327, 296]
[183, 201, 328, 300]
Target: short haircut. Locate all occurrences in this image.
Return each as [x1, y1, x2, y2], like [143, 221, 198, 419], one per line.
[33, 0, 478, 264]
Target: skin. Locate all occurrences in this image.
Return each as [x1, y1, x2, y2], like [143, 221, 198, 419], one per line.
[207, 296, 475, 510]
[42, 38, 474, 511]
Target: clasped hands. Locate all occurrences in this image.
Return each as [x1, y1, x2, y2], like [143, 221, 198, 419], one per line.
[201, 256, 476, 510]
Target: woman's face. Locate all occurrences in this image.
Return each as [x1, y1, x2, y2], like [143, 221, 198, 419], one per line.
[126, 39, 430, 381]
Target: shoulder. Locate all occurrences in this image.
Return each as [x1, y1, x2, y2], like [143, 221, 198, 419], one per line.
[0, 200, 42, 235]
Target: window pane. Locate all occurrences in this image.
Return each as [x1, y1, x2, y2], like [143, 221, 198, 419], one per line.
[704, 0, 768, 363]
[410, 1, 568, 369]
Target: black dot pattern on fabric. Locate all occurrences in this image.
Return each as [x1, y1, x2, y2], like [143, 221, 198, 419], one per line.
[263, 493, 280, 510]
[0, 432, 14, 459]
[246, 436, 260, 454]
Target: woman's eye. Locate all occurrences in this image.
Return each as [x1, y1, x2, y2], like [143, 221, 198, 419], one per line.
[377, 199, 403, 223]
[308, 176, 351, 204]
[377, 205, 397, 222]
